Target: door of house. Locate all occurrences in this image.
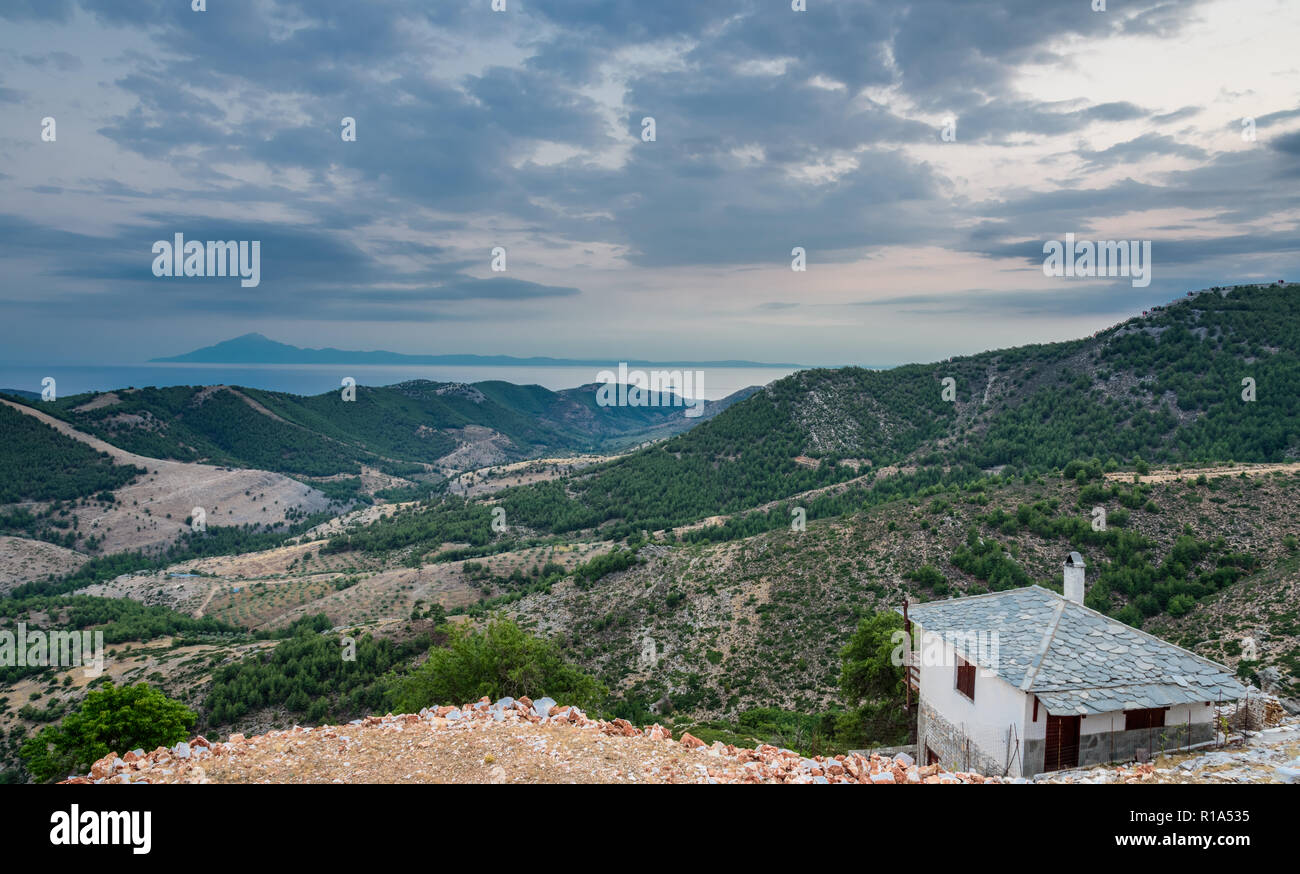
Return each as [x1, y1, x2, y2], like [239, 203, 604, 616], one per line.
[1044, 714, 1081, 771]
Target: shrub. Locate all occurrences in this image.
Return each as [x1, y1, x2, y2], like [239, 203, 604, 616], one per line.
[388, 618, 605, 713]
[19, 683, 195, 783]
[905, 564, 946, 589]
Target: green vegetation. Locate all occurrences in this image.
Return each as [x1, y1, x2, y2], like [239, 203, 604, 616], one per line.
[572, 547, 641, 586]
[388, 618, 606, 714]
[950, 530, 1033, 592]
[19, 378, 710, 481]
[204, 615, 432, 726]
[19, 683, 196, 783]
[674, 707, 857, 758]
[977, 489, 1254, 626]
[836, 611, 911, 749]
[484, 285, 1300, 540]
[321, 497, 495, 557]
[0, 403, 142, 503]
[0, 595, 241, 685]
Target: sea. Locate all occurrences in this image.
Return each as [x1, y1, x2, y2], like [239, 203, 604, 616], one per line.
[0, 363, 803, 401]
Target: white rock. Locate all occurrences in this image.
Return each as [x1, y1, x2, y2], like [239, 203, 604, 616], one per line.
[1274, 765, 1300, 783]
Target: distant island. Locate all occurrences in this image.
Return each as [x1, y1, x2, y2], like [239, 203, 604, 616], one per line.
[150, 333, 804, 368]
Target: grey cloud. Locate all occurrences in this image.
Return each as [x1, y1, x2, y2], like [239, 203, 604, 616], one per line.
[1079, 133, 1208, 169]
[21, 50, 83, 71]
[1152, 106, 1201, 124]
[427, 277, 580, 301]
[0, 0, 1293, 359]
[1272, 130, 1300, 156]
[1254, 107, 1300, 128]
[851, 285, 1197, 317]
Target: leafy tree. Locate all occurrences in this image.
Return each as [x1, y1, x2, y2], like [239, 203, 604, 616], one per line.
[19, 683, 195, 783]
[905, 564, 946, 590]
[837, 611, 910, 748]
[840, 611, 906, 707]
[389, 618, 605, 713]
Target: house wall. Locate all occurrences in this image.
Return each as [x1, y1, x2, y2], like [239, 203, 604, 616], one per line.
[1080, 702, 1209, 735]
[915, 628, 1029, 778]
[1079, 702, 1215, 767]
[1021, 701, 1218, 775]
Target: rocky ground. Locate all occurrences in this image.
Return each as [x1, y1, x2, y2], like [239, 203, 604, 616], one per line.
[1040, 718, 1300, 784]
[64, 696, 1300, 786]
[65, 696, 1009, 785]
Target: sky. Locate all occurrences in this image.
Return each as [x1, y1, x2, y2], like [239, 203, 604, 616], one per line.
[0, 0, 1297, 368]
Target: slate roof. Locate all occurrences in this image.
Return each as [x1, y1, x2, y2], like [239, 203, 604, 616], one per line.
[903, 585, 1247, 715]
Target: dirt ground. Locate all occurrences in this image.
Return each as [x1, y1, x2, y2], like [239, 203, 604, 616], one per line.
[447, 452, 622, 498]
[1105, 462, 1300, 484]
[201, 720, 714, 784]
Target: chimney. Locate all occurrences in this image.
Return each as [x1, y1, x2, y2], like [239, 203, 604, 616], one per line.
[1063, 552, 1086, 604]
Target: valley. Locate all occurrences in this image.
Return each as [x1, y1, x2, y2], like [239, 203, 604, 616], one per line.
[2, 283, 1299, 782]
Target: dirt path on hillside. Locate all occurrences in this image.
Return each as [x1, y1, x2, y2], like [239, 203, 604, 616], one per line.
[1105, 462, 1300, 484]
[224, 386, 293, 424]
[1, 397, 152, 463]
[668, 461, 919, 535]
[193, 581, 221, 618]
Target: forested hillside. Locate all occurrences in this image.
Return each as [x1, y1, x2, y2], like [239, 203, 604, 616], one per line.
[505, 465, 1300, 722]
[11, 380, 741, 480]
[493, 284, 1300, 537]
[0, 403, 143, 503]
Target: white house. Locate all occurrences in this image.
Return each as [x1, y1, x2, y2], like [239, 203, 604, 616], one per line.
[901, 553, 1248, 777]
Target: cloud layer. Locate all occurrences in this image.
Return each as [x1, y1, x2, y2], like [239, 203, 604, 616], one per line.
[0, 0, 1297, 365]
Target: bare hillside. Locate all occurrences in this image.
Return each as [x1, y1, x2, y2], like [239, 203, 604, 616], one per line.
[0, 398, 333, 556]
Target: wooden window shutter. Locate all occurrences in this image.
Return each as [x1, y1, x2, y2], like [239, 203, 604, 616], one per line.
[1124, 707, 1166, 731]
[955, 655, 976, 700]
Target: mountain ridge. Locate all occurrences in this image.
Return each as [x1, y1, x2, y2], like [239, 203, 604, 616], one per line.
[1, 379, 760, 487]
[150, 333, 804, 368]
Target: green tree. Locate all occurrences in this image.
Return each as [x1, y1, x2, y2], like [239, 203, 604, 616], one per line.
[19, 682, 195, 783]
[905, 564, 946, 590]
[839, 610, 906, 706]
[836, 611, 911, 748]
[388, 617, 605, 713]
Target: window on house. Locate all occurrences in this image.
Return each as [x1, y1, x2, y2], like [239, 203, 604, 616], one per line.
[1124, 707, 1166, 730]
[954, 655, 976, 701]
